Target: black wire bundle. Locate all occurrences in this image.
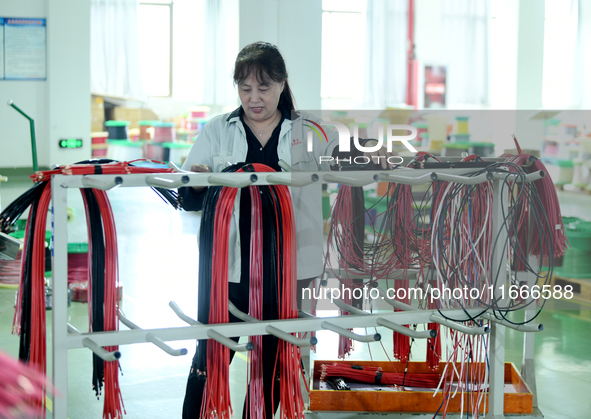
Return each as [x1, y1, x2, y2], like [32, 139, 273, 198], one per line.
[193, 163, 282, 372]
[188, 162, 305, 419]
[0, 182, 46, 234]
[193, 167, 225, 372]
[152, 187, 180, 209]
[17, 182, 48, 362]
[75, 158, 181, 210]
[81, 189, 107, 397]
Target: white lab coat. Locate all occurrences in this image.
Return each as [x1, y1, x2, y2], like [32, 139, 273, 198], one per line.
[182, 108, 339, 282]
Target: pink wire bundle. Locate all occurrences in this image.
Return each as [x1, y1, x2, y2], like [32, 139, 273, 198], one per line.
[0, 350, 52, 419]
[0, 250, 22, 285]
[503, 153, 568, 262]
[246, 184, 264, 418]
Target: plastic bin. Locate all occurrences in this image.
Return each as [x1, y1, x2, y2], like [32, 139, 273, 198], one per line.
[106, 140, 143, 161]
[105, 120, 130, 141]
[153, 121, 176, 143]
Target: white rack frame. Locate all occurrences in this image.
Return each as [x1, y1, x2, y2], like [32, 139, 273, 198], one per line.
[49, 168, 544, 419]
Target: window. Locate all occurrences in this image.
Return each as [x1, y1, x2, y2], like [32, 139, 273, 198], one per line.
[137, 0, 206, 99]
[137, 1, 172, 97]
[321, 0, 367, 100]
[542, 0, 579, 108]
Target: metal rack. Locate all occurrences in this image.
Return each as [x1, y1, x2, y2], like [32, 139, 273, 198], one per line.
[49, 167, 545, 419]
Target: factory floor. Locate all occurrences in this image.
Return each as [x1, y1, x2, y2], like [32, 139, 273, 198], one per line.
[0, 181, 590, 418]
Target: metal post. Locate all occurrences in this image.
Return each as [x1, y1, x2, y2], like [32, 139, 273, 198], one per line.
[51, 176, 69, 418]
[522, 257, 539, 406]
[488, 178, 507, 419]
[8, 100, 38, 172]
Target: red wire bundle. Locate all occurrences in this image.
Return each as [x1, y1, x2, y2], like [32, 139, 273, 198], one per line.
[202, 185, 237, 418]
[270, 173, 305, 419]
[324, 186, 361, 358]
[246, 184, 264, 418]
[200, 163, 304, 419]
[93, 190, 125, 419]
[7, 161, 183, 418]
[426, 320, 441, 371]
[389, 183, 414, 363]
[67, 252, 88, 283]
[249, 164, 303, 418]
[320, 363, 442, 388]
[392, 279, 411, 363]
[12, 184, 51, 415]
[31, 159, 175, 182]
[503, 154, 568, 260]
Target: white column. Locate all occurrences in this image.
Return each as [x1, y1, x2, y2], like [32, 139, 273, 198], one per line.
[515, 0, 545, 110]
[514, 0, 546, 151]
[46, 0, 91, 167]
[238, 0, 322, 110]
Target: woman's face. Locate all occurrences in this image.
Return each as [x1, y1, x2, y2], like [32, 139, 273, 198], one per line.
[238, 72, 284, 123]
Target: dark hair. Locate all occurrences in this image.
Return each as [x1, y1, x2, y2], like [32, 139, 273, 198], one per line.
[233, 42, 296, 111]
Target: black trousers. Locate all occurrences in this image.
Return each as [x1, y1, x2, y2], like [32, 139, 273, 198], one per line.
[182, 278, 314, 419]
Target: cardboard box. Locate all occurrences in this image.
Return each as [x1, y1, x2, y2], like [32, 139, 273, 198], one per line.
[113, 107, 160, 129]
[91, 96, 105, 132]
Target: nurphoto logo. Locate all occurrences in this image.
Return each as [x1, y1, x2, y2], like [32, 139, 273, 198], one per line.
[307, 120, 417, 166]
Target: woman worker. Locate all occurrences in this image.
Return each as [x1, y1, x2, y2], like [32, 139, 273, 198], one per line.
[179, 41, 391, 418]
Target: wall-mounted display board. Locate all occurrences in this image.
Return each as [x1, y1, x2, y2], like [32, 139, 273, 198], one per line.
[0, 19, 4, 79]
[1, 18, 46, 80]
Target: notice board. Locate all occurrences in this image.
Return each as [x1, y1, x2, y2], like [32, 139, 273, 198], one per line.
[1, 17, 47, 80]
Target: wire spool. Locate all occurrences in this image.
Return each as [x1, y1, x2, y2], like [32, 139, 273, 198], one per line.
[582, 161, 591, 186]
[189, 108, 207, 118]
[142, 142, 165, 161]
[412, 121, 428, 145]
[455, 116, 469, 134]
[106, 140, 143, 161]
[91, 132, 109, 158]
[555, 219, 591, 278]
[469, 142, 495, 157]
[161, 142, 192, 166]
[152, 121, 175, 143]
[429, 139, 445, 154]
[579, 137, 591, 160]
[426, 115, 447, 142]
[449, 117, 470, 143]
[448, 133, 471, 143]
[567, 146, 580, 160]
[441, 142, 470, 157]
[90, 132, 109, 157]
[138, 120, 154, 140]
[556, 159, 574, 185]
[572, 159, 586, 187]
[105, 120, 130, 141]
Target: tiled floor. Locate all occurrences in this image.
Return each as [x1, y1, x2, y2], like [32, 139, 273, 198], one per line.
[0, 182, 590, 418]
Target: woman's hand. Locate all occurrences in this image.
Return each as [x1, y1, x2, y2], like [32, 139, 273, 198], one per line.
[190, 164, 211, 191]
[362, 140, 398, 169]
